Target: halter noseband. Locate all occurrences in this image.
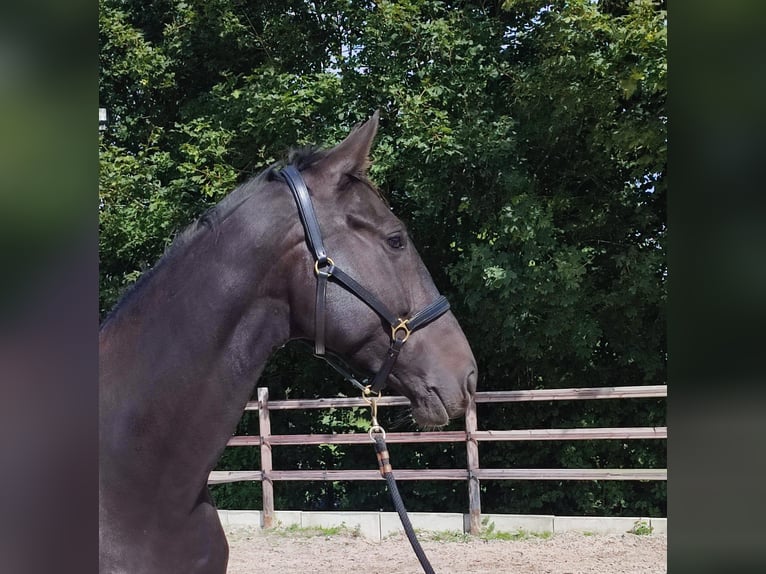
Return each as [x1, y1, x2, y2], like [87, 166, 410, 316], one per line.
[280, 165, 450, 393]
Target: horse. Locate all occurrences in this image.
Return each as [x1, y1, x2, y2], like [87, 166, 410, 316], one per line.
[99, 111, 478, 573]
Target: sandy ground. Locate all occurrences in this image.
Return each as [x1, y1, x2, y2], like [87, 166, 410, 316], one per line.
[225, 526, 666, 574]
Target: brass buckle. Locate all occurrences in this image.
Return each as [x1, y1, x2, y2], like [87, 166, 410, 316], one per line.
[362, 386, 386, 441]
[314, 257, 335, 276]
[391, 318, 411, 343]
[362, 385, 381, 403]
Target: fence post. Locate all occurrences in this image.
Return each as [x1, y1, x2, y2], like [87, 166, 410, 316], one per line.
[258, 387, 275, 528]
[465, 396, 481, 535]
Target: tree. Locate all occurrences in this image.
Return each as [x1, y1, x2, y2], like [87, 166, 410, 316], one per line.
[100, 0, 666, 516]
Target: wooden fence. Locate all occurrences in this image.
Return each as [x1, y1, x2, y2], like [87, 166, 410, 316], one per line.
[208, 385, 667, 534]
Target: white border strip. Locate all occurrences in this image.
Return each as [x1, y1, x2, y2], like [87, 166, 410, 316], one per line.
[218, 510, 667, 540]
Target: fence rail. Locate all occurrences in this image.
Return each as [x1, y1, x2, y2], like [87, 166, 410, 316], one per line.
[227, 426, 665, 446]
[240, 385, 667, 411]
[209, 467, 667, 483]
[209, 385, 667, 533]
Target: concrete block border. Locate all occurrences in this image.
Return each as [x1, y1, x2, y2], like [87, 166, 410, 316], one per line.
[218, 510, 666, 541]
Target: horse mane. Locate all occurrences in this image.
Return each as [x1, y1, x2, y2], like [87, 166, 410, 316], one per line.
[101, 169, 269, 326]
[176, 143, 373, 251]
[102, 144, 388, 326]
[172, 170, 269, 250]
[177, 145, 332, 249]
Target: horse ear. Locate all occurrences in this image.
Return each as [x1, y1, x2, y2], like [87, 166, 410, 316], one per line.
[320, 110, 380, 182]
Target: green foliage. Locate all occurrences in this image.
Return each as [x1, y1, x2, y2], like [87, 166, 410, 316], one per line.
[100, 0, 666, 517]
[479, 517, 552, 541]
[268, 523, 361, 538]
[627, 519, 654, 536]
[421, 519, 552, 542]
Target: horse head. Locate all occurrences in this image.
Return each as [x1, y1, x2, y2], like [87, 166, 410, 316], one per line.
[281, 112, 477, 426]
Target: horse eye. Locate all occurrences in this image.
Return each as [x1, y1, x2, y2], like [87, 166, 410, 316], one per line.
[387, 235, 405, 250]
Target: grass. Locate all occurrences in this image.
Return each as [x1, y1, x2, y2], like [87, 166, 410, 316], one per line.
[268, 522, 362, 538]
[627, 519, 654, 536]
[479, 516, 552, 541]
[414, 519, 553, 543]
[261, 520, 656, 540]
[417, 528, 553, 543]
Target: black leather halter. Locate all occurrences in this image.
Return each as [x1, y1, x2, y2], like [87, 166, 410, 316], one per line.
[280, 165, 451, 393]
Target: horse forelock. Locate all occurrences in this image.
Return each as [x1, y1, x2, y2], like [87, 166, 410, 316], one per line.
[280, 145, 389, 208]
[285, 145, 328, 171]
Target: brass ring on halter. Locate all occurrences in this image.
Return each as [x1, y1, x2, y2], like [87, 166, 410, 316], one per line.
[314, 257, 335, 276]
[391, 318, 411, 343]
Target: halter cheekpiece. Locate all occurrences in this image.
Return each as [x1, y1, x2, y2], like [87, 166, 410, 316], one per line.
[280, 164, 451, 393]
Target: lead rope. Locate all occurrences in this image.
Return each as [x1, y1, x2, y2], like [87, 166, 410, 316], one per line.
[364, 390, 437, 574]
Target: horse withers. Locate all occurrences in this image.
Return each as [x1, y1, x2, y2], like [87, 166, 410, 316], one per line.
[99, 112, 477, 573]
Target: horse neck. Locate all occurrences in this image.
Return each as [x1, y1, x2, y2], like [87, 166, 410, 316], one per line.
[103, 190, 294, 371]
[99, 183, 297, 493]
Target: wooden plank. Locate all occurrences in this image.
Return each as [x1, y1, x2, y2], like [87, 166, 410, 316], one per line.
[228, 431, 465, 446]
[210, 469, 460, 481]
[465, 397, 482, 535]
[208, 467, 667, 484]
[225, 427, 667, 447]
[258, 388, 274, 528]
[242, 385, 666, 411]
[472, 427, 667, 441]
[268, 431, 465, 445]
[209, 470, 263, 484]
[474, 385, 667, 403]
[244, 396, 410, 411]
[474, 468, 667, 480]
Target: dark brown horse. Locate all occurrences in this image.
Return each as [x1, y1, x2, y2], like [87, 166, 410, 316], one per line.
[99, 113, 477, 573]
